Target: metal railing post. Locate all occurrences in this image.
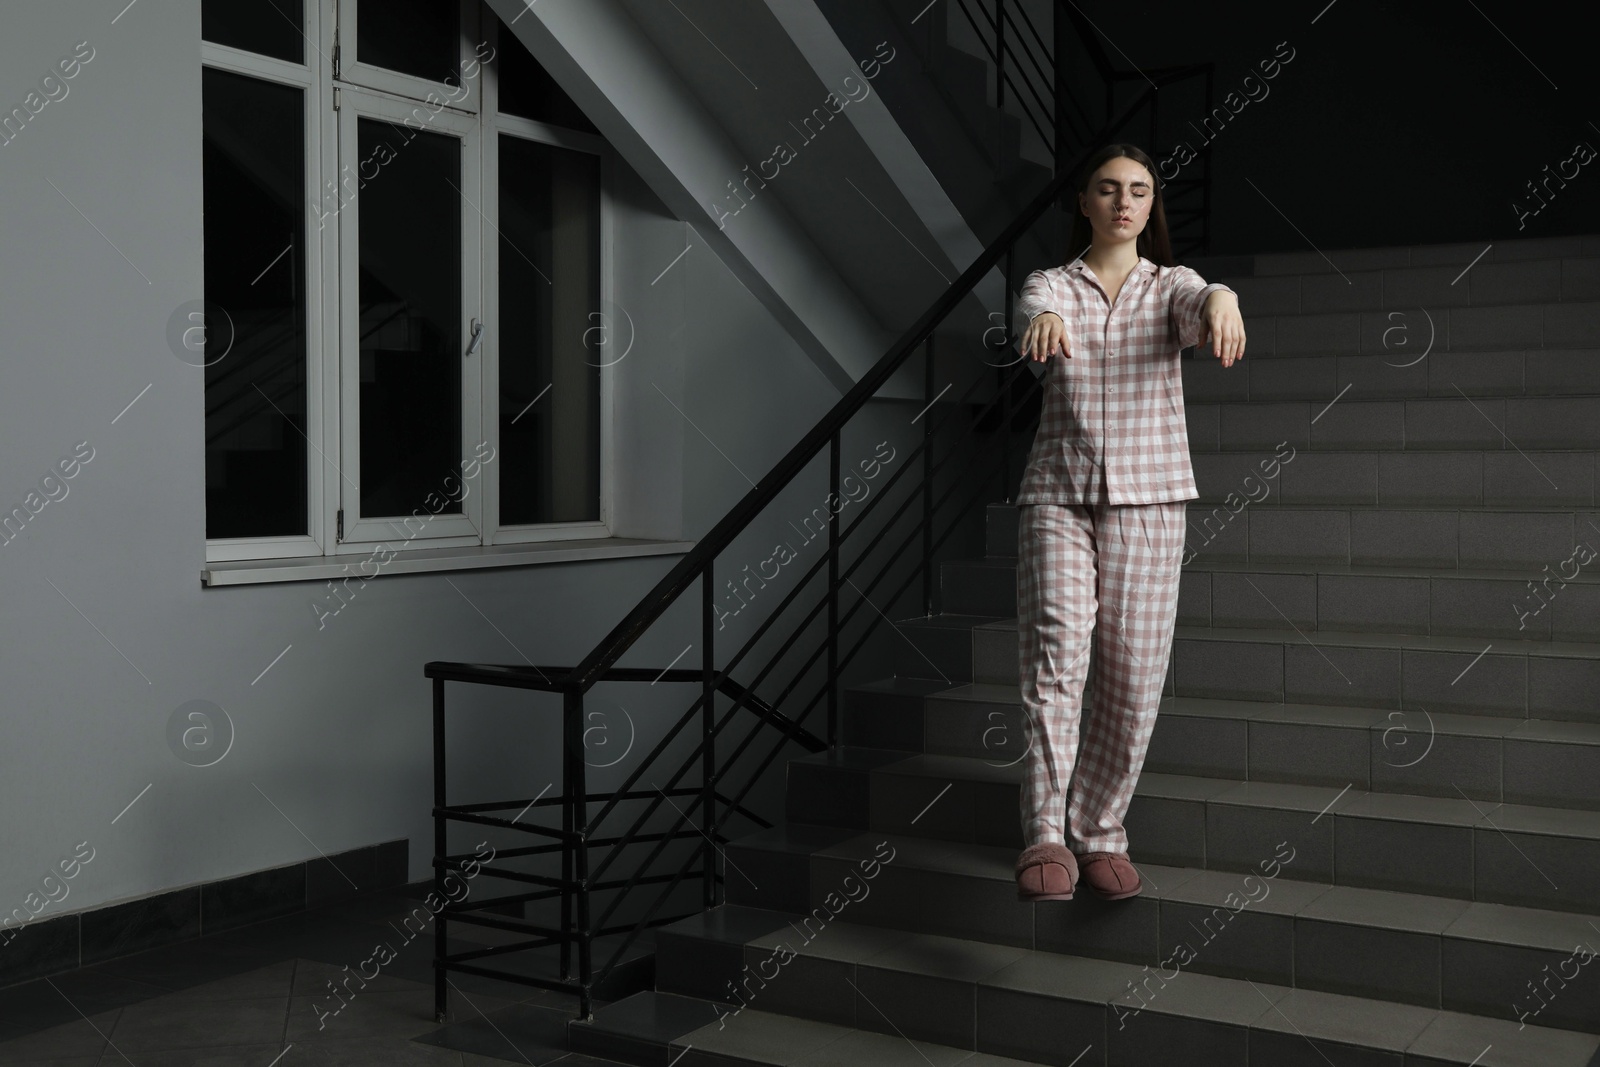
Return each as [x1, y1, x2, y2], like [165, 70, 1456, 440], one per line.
[1202, 66, 1214, 252]
[1003, 245, 1016, 500]
[922, 336, 935, 616]
[702, 567, 717, 907]
[433, 677, 448, 1023]
[560, 686, 572, 982]
[1053, 0, 1067, 176]
[996, 0, 1007, 109]
[828, 432, 840, 748]
[995, 0, 1007, 164]
[568, 685, 593, 1020]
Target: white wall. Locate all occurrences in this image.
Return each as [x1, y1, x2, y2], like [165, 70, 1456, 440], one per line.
[0, 0, 872, 918]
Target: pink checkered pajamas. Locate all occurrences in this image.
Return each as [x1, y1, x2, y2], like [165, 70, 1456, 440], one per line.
[1012, 254, 1234, 852]
[1016, 500, 1185, 850]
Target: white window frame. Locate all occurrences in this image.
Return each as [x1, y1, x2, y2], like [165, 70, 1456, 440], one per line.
[201, 0, 615, 570]
[337, 0, 483, 112]
[199, 21, 329, 563]
[333, 83, 484, 549]
[479, 11, 615, 546]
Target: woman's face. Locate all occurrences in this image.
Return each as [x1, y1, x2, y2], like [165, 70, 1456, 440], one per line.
[1079, 158, 1153, 246]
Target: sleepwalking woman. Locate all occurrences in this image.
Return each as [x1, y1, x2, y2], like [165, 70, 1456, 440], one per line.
[1011, 143, 1245, 902]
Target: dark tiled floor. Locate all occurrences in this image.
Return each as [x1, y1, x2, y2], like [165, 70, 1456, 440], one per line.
[0, 885, 637, 1066]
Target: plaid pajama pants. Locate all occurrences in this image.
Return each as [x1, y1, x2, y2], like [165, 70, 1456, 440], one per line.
[1015, 501, 1186, 852]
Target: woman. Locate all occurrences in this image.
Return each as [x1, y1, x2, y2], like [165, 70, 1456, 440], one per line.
[1011, 144, 1245, 902]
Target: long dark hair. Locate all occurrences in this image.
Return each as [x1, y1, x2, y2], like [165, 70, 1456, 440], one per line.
[1065, 143, 1175, 268]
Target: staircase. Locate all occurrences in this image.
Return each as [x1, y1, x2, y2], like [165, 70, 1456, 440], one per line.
[815, 0, 1214, 272]
[562, 234, 1600, 1065]
[813, 0, 1053, 260]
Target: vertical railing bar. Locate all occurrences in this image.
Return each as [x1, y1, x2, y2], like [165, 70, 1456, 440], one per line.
[1148, 94, 1157, 171]
[1203, 66, 1213, 252]
[433, 677, 448, 1023]
[702, 567, 717, 908]
[567, 686, 593, 1020]
[1051, 0, 1061, 169]
[828, 432, 840, 749]
[1003, 245, 1016, 502]
[996, 0, 1006, 109]
[561, 686, 573, 983]
[922, 335, 935, 617]
[995, 0, 1006, 164]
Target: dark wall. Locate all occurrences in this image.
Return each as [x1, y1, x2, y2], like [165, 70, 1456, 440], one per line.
[1106, 0, 1599, 253]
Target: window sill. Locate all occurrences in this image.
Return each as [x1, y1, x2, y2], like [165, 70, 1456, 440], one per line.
[201, 536, 697, 587]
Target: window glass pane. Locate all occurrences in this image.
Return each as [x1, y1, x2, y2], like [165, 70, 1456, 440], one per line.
[357, 118, 462, 519]
[496, 16, 598, 133]
[202, 67, 308, 539]
[356, 0, 460, 82]
[202, 0, 305, 64]
[498, 135, 600, 525]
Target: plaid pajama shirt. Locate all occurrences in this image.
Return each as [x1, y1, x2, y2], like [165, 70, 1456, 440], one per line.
[1013, 255, 1234, 851]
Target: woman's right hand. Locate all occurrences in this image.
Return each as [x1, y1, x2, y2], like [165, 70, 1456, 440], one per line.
[1020, 312, 1071, 362]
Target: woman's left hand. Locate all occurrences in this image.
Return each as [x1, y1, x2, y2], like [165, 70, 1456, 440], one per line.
[1202, 292, 1245, 368]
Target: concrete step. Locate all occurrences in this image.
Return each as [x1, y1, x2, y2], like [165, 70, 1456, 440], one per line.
[1181, 347, 1600, 403]
[993, 447, 1600, 510]
[1181, 296, 1600, 360]
[1188, 234, 1600, 278]
[1180, 503, 1600, 570]
[777, 746, 1600, 916]
[1212, 253, 1600, 316]
[674, 861, 1600, 1062]
[1188, 448, 1599, 507]
[1177, 560, 1600, 642]
[983, 501, 1600, 569]
[652, 906, 1600, 1063]
[566, 986, 1043, 1066]
[686, 866, 1600, 1045]
[884, 608, 1600, 724]
[1185, 395, 1600, 453]
[937, 554, 1600, 643]
[841, 682, 1600, 812]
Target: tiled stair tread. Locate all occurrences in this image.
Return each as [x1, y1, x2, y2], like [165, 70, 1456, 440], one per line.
[1199, 237, 1600, 273]
[1222, 339, 1600, 356]
[1170, 558, 1600, 584]
[729, 826, 1600, 950]
[992, 502, 1600, 514]
[871, 685, 1600, 746]
[1209, 257, 1600, 287]
[897, 612, 1010, 630]
[1155, 698, 1600, 747]
[847, 676, 963, 699]
[1170, 622, 1600, 658]
[947, 554, 1600, 584]
[1189, 446, 1600, 455]
[571, 988, 1051, 1066]
[1188, 391, 1600, 403]
[904, 610, 1600, 659]
[1236, 235, 1600, 270]
[1194, 444, 1600, 454]
[988, 502, 1600, 520]
[651, 905, 1600, 1065]
[787, 745, 1600, 840]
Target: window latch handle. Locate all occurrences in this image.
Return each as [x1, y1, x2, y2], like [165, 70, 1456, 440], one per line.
[465, 319, 485, 358]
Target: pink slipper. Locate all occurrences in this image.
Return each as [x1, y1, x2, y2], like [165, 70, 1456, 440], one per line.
[1076, 851, 1142, 900]
[1015, 842, 1077, 901]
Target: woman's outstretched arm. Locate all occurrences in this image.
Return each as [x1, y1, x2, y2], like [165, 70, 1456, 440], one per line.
[1168, 265, 1245, 367]
[1016, 269, 1072, 362]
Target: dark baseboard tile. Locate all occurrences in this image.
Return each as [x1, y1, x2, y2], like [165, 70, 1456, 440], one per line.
[0, 837, 407, 989]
